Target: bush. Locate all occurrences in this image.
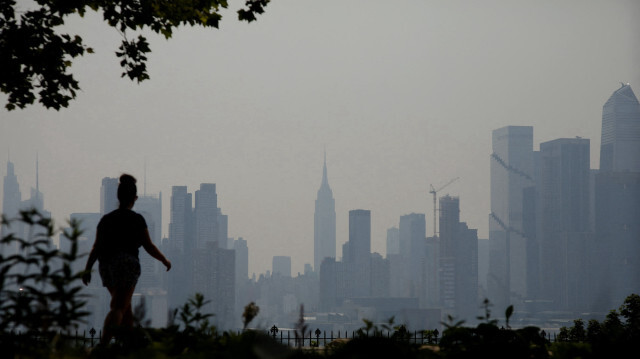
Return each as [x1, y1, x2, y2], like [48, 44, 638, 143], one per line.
[0, 209, 89, 357]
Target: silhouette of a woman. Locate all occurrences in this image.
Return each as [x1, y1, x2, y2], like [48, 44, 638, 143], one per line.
[83, 174, 171, 345]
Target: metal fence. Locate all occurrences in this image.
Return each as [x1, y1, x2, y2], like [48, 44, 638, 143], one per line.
[6, 328, 102, 347]
[8, 325, 556, 349]
[267, 325, 441, 348]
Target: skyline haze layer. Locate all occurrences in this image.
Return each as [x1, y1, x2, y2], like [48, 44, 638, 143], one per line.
[1, 0, 639, 276]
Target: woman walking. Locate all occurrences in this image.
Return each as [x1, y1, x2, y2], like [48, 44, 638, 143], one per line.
[83, 174, 171, 345]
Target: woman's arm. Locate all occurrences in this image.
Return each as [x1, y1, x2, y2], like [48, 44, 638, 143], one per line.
[141, 228, 171, 271]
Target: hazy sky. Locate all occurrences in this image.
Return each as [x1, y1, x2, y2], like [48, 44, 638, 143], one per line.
[1, 0, 639, 276]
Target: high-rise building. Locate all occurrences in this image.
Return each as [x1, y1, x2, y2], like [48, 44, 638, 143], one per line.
[2, 161, 21, 219]
[488, 126, 534, 309]
[592, 84, 640, 311]
[319, 257, 341, 311]
[347, 209, 371, 298]
[233, 237, 249, 322]
[439, 195, 478, 320]
[135, 193, 163, 246]
[166, 183, 235, 328]
[234, 237, 249, 283]
[386, 227, 399, 256]
[314, 154, 336, 272]
[2, 160, 52, 241]
[168, 186, 193, 252]
[134, 193, 163, 290]
[167, 186, 193, 308]
[537, 138, 591, 311]
[217, 209, 228, 248]
[600, 83, 640, 172]
[195, 183, 218, 248]
[370, 252, 390, 297]
[399, 213, 426, 298]
[272, 256, 292, 277]
[1, 161, 22, 255]
[347, 209, 371, 265]
[214, 246, 236, 329]
[100, 177, 118, 215]
[593, 171, 640, 311]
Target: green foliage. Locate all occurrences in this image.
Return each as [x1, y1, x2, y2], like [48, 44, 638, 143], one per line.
[0, 209, 89, 356]
[619, 293, 640, 340]
[438, 300, 549, 359]
[504, 304, 514, 329]
[439, 320, 549, 359]
[0, 0, 270, 111]
[238, 0, 270, 22]
[476, 298, 498, 325]
[552, 293, 640, 358]
[242, 301, 259, 330]
[176, 292, 215, 335]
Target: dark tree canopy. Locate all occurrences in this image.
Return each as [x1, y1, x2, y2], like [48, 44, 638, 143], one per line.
[0, 0, 269, 111]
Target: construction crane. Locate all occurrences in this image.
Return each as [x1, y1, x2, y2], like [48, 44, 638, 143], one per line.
[429, 177, 459, 237]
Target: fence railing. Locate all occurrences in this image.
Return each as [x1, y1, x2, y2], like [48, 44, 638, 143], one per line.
[267, 325, 440, 348]
[6, 325, 557, 349]
[5, 328, 102, 348]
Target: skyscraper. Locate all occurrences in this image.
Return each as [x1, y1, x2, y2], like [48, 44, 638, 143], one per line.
[272, 256, 292, 277]
[347, 209, 371, 265]
[134, 192, 163, 290]
[2, 159, 51, 243]
[100, 177, 118, 215]
[234, 237, 249, 283]
[195, 183, 218, 248]
[166, 183, 235, 328]
[347, 209, 371, 298]
[167, 186, 193, 308]
[593, 171, 640, 310]
[399, 213, 426, 298]
[386, 227, 399, 256]
[439, 195, 478, 320]
[488, 126, 534, 309]
[1, 161, 22, 253]
[233, 237, 249, 321]
[537, 138, 590, 310]
[169, 186, 193, 252]
[592, 84, 640, 311]
[600, 83, 640, 172]
[314, 154, 336, 272]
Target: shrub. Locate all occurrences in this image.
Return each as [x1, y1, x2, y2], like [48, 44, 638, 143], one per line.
[0, 209, 88, 357]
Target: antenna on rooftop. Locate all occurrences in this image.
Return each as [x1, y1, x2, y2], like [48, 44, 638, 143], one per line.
[36, 153, 38, 189]
[144, 158, 147, 196]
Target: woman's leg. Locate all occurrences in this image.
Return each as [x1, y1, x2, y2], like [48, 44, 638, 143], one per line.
[122, 300, 134, 328]
[101, 285, 136, 345]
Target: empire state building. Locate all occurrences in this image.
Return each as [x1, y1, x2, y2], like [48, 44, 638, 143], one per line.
[314, 154, 336, 272]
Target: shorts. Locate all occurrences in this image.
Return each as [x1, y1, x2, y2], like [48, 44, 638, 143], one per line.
[98, 253, 141, 289]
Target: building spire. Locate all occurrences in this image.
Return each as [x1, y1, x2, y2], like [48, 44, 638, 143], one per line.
[322, 150, 329, 187]
[144, 157, 147, 196]
[36, 153, 39, 192]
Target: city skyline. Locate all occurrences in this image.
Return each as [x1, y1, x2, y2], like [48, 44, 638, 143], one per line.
[1, 0, 639, 276]
[1, 82, 638, 325]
